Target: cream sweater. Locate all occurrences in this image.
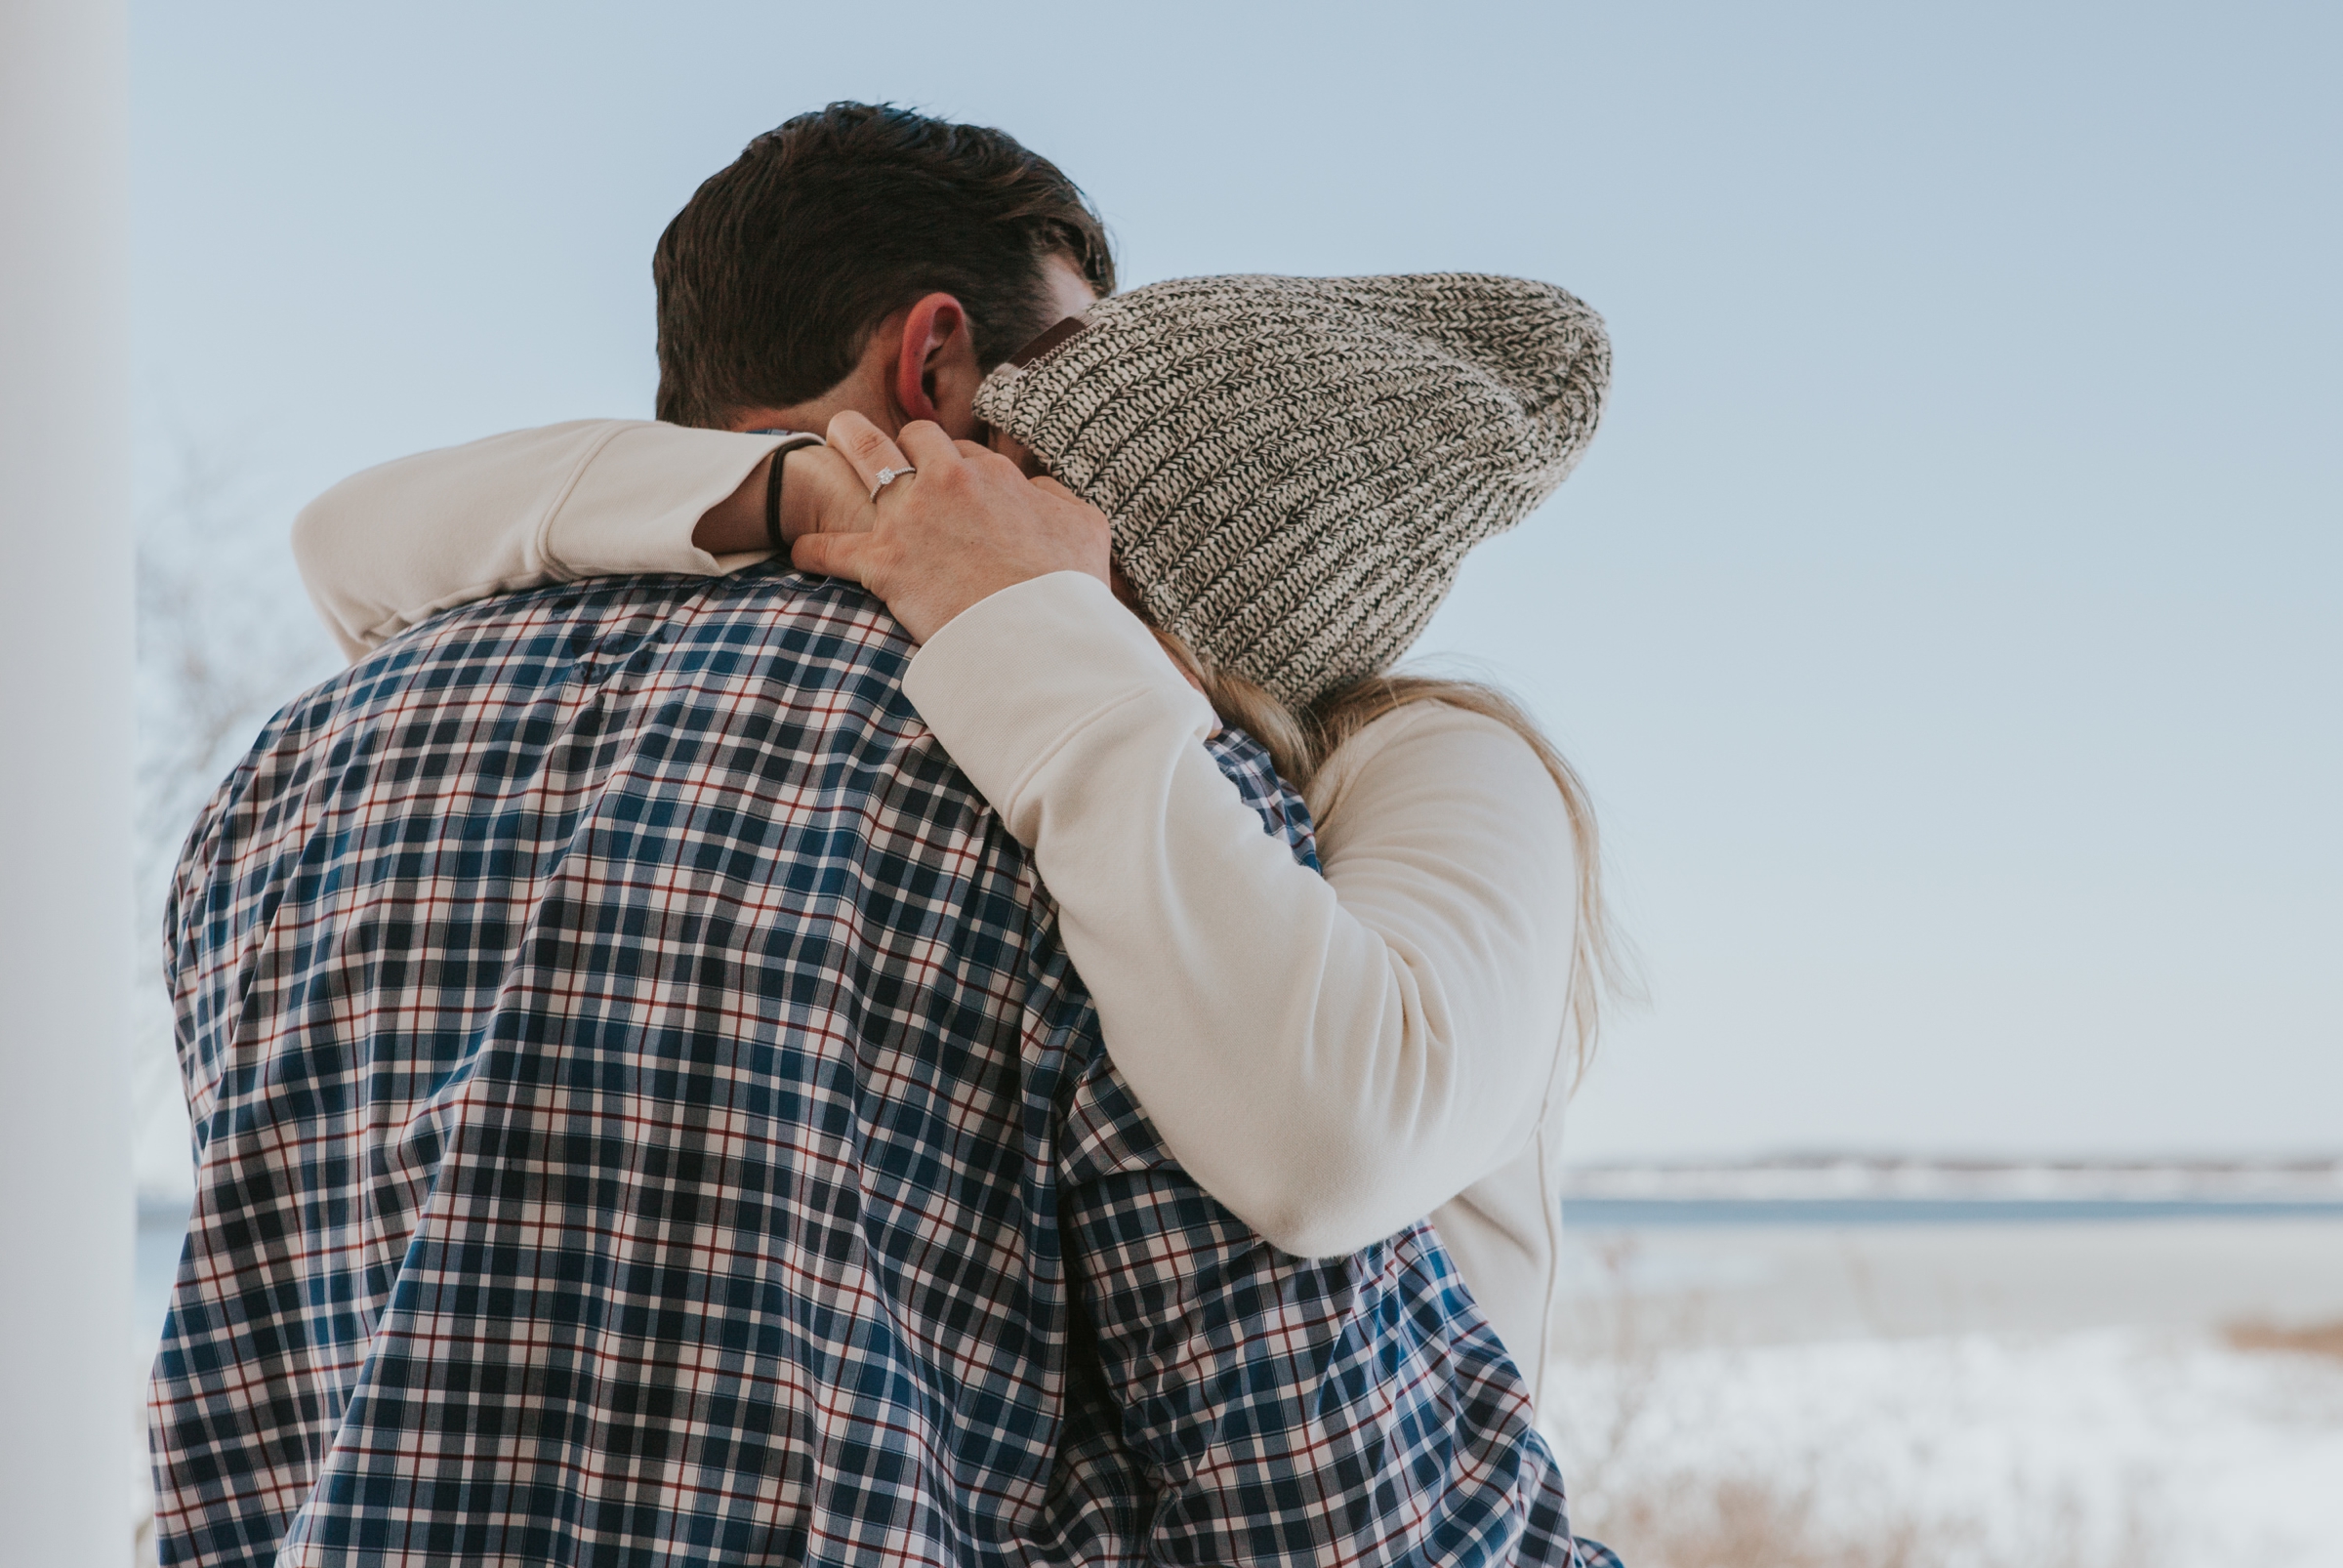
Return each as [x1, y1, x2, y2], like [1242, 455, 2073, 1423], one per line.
[294, 422, 1581, 1389]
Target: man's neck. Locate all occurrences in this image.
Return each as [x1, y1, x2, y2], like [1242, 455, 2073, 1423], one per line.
[724, 359, 897, 438]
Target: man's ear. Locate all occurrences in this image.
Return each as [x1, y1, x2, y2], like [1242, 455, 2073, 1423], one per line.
[892, 292, 982, 434]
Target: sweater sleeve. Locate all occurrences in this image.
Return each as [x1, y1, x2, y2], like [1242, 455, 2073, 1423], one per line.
[904, 571, 1578, 1258]
[292, 419, 790, 660]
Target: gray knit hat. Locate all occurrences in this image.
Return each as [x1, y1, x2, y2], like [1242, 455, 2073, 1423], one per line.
[972, 272, 1609, 707]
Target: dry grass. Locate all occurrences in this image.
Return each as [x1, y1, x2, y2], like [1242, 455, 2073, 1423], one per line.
[2223, 1317, 2343, 1361]
[1577, 1470, 1924, 1568]
[1572, 1465, 2167, 1568]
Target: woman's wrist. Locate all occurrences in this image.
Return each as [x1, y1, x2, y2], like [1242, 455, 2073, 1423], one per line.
[690, 453, 774, 555]
[689, 436, 839, 556]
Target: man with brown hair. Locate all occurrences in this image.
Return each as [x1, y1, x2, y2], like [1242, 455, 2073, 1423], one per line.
[152, 103, 1588, 1566]
[649, 105, 1113, 431]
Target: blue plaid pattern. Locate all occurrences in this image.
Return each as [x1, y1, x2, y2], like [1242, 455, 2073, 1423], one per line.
[153, 565, 1596, 1566]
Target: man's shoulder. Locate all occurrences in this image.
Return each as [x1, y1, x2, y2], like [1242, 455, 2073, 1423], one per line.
[287, 565, 915, 739]
[373, 564, 909, 681]
[190, 567, 934, 868]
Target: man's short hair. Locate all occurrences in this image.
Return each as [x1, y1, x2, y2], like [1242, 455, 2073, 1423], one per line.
[653, 102, 1116, 428]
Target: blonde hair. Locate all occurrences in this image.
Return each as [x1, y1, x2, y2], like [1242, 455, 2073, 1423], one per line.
[1148, 626, 1634, 1086]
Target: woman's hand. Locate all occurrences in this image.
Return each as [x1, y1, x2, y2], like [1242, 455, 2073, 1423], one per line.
[791, 411, 1112, 643]
[688, 436, 874, 554]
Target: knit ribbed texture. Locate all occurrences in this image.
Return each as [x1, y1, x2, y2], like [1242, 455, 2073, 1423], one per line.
[974, 272, 1610, 707]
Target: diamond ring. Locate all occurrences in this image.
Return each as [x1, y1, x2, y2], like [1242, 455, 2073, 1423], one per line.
[872, 465, 917, 496]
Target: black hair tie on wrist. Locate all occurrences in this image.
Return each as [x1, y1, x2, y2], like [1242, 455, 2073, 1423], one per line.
[745, 430, 811, 559]
[764, 444, 786, 557]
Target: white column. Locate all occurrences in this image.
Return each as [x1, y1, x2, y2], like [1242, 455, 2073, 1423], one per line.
[0, 2, 136, 1564]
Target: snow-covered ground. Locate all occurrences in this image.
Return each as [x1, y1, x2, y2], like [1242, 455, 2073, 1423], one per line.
[1541, 1219, 2343, 1567]
[1543, 1328, 2343, 1568]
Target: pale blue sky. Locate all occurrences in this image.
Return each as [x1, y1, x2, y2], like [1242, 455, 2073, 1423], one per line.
[130, 1, 2340, 1161]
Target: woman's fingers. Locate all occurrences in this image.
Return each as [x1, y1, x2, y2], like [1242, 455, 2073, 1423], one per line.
[889, 419, 967, 474]
[826, 412, 974, 502]
[779, 444, 880, 542]
[789, 527, 881, 585]
[823, 411, 915, 496]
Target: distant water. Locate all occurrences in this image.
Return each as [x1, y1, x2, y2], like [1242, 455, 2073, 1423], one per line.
[138, 1192, 2343, 1343]
[1565, 1196, 2343, 1228]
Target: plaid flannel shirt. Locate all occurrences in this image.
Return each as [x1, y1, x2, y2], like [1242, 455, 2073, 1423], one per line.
[153, 565, 1609, 1567]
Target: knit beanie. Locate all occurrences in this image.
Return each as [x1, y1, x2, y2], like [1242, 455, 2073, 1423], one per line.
[971, 272, 1610, 708]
